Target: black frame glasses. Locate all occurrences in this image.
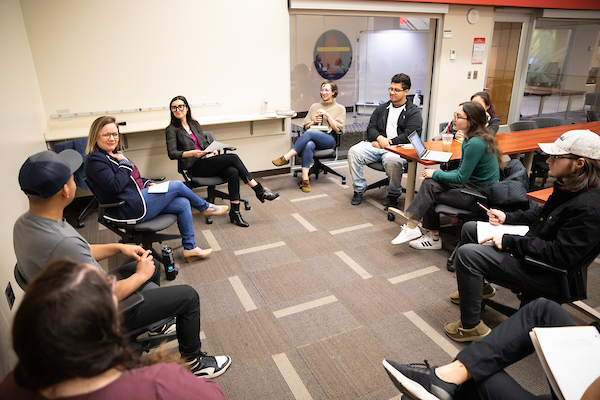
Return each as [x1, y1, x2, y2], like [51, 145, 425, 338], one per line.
[549, 155, 579, 162]
[171, 105, 187, 112]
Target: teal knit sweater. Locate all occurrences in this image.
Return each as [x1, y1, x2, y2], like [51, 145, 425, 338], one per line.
[432, 136, 499, 184]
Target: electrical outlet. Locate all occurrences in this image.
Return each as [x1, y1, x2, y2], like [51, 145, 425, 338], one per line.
[5, 282, 15, 310]
[467, 71, 472, 79]
[473, 71, 478, 79]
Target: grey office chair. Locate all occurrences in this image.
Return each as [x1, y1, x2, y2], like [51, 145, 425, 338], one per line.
[178, 131, 250, 224]
[293, 132, 346, 184]
[509, 120, 538, 132]
[586, 110, 599, 122]
[530, 117, 566, 129]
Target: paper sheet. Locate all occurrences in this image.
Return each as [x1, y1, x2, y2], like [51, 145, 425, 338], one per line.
[476, 221, 529, 245]
[148, 181, 169, 194]
[204, 140, 231, 153]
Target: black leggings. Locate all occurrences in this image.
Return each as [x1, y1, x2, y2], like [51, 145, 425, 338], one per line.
[187, 154, 253, 201]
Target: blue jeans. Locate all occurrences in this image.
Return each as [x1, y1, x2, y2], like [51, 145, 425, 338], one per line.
[347, 141, 406, 196]
[140, 180, 209, 250]
[293, 129, 337, 168]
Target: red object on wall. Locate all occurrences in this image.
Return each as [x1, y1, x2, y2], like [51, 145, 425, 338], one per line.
[378, 0, 599, 11]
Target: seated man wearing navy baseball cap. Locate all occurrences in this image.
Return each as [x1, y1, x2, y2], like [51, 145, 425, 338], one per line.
[14, 149, 231, 379]
[444, 129, 600, 343]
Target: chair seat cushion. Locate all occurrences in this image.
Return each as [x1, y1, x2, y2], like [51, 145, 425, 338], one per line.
[313, 148, 336, 159]
[367, 162, 385, 172]
[190, 176, 227, 186]
[434, 204, 477, 218]
[112, 214, 178, 232]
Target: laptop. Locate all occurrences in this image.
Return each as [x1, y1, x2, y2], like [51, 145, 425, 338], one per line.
[407, 131, 453, 162]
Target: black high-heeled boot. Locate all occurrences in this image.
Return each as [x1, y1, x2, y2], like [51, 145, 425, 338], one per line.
[252, 182, 279, 203]
[229, 203, 249, 227]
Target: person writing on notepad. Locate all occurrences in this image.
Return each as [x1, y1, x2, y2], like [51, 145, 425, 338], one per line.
[442, 129, 600, 343]
[85, 116, 226, 263]
[392, 101, 503, 250]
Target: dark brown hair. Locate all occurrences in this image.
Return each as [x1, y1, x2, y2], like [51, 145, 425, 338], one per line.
[169, 95, 194, 127]
[86, 116, 123, 154]
[461, 101, 505, 169]
[321, 80, 338, 98]
[471, 91, 498, 118]
[558, 157, 600, 192]
[391, 73, 411, 90]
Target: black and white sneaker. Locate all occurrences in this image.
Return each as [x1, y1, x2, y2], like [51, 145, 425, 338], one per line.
[148, 319, 176, 336]
[383, 359, 458, 400]
[187, 353, 232, 379]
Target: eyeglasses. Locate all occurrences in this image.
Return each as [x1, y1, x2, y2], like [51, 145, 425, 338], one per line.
[100, 132, 119, 139]
[106, 274, 117, 292]
[388, 87, 407, 94]
[320, 89, 332, 93]
[453, 112, 467, 121]
[549, 155, 578, 162]
[171, 105, 187, 112]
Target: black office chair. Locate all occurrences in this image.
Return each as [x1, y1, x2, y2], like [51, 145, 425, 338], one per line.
[509, 120, 538, 132]
[437, 160, 530, 271]
[484, 253, 594, 318]
[14, 264, 177, 355]
[86, 178, 181, 276]
[530, 117, 567, 129]
[293, 132, 346, 184]
[178, 131, 250, 224]
[586, 109, 599, 122]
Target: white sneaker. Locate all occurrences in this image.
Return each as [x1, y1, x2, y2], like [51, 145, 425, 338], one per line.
[391, 225, 422, 245]
[409, 232, 442, 250]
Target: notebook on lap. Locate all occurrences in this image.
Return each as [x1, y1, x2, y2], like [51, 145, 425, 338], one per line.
[407, 131, 453, 162]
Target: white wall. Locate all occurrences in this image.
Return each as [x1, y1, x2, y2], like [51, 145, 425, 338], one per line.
[563, 24, 600, 90]
[0, 0, 48, 378]
[430, 5, 495, 133]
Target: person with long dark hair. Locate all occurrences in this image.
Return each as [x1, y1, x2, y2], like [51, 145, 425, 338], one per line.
[272, 80, 346, 192]
[85, 116, 225, 263]
[441, 91, 500, 141]
[166, 95, 279, 228]
[0, 259, 226, 399]
[392, 101, 504, 249]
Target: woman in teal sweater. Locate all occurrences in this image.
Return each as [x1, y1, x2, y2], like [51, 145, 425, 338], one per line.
[392, 101, 504, 249]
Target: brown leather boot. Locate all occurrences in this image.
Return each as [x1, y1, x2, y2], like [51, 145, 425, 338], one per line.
[300, 180, 310, 192]
[272, 156, 289, 166]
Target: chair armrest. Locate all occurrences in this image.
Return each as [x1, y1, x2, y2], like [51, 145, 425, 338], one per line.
[149, 176, 166, 182]
[222, 146, 237, 154]
[524, 256, 567, 275]
[98, 200, 126, 209]
[118, 292, 144, 313]
[459, 189, 487, 201]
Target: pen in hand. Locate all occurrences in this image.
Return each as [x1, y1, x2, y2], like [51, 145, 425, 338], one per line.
[477, 202, 490, 213]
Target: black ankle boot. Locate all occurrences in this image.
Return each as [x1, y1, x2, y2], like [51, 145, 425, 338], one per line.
[252, 182, 279, 203]
[229, 203, 249, 227]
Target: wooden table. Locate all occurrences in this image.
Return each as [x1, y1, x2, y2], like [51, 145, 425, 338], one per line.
[526, 187, 553, 204]
[524, 86, 586, 119]
[387, 121, 600, 211]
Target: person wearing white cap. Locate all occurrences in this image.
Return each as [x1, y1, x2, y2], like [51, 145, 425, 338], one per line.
[443, 129, 600, 343]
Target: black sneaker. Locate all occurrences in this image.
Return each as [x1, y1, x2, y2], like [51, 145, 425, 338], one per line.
[187, 353, 232, 379]
[383, 195, 399, 207]
[351, 192, 363, 205]
[383, 359, 458, 400]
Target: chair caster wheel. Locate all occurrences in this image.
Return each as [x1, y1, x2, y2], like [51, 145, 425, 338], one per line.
[387, 212, 395, 221]
[446, 260, 455, 272]
[293, 171, 298, 177]
[77, 221, 85, 228]
[206, 217, 213, 224]
[342, 179, 346, 185]
[245, 203, 251, 211]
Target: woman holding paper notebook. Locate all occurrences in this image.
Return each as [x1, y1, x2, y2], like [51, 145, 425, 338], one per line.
[392, 101, 504, 249]
[166, 95, 279, 227]
[85, 116, 226, 262]
[272, 80, 346, 192]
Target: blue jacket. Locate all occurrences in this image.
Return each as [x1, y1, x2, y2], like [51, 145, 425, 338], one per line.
[84, 150, 151, 223]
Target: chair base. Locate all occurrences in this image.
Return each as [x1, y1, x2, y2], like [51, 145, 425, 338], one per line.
[295, 159, 346, 184]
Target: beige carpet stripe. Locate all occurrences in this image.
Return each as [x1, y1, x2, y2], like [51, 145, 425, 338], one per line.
[272, 353, 314, 400]
[234, 241, 286, 256]
[274, 295, 338, 319]
[98, 223, 107, 231]
[403, 311, 460, 358]
[388, 266, 439, 284]
[290, 194, 329, 203]
[327, 177, 348, 187]
[291, 213, 317, 232]
[335, 251, 372, 279]
[200, 331, 206, 340]
[228, 276, 257, 312]
[329, 223, 373, 235]
[366, 198, 386, 211]
[595, 257, 600, 264]
[202, 229, 221, 251]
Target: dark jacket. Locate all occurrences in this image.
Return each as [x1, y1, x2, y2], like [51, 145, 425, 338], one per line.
[443, 116, 500, 136]
[366, 100, 423, 144]
[166, 121, 210, 171]
[501, 183, 600, 284]
[483, 159, 529, 210]
[84, 150, 151, 223]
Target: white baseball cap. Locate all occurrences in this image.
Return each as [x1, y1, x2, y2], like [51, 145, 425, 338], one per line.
[538, 130, 600, 160]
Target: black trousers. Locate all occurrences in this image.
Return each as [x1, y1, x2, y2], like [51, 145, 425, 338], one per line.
[455, 222, 559, 328]
[116, 259, 202, 359]
[406, 179, 486, 230]
[188, 153, 254, 201]
[456, 299, 575, 400]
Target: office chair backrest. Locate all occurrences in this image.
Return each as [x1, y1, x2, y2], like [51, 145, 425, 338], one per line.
[530, 117, 567, 129]
[586, 109, 599, 122]
[14, 264, 28, 290]
[509, 120, 539, 132]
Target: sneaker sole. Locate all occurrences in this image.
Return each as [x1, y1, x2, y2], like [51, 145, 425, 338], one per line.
[391, 230, 422, 245]
[382, 360, 439, 400]
[450, 286, 497, 305]
[409, 242, 442, 250]
[444, 327, 491, 343]
[197, 357, 232, 379]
